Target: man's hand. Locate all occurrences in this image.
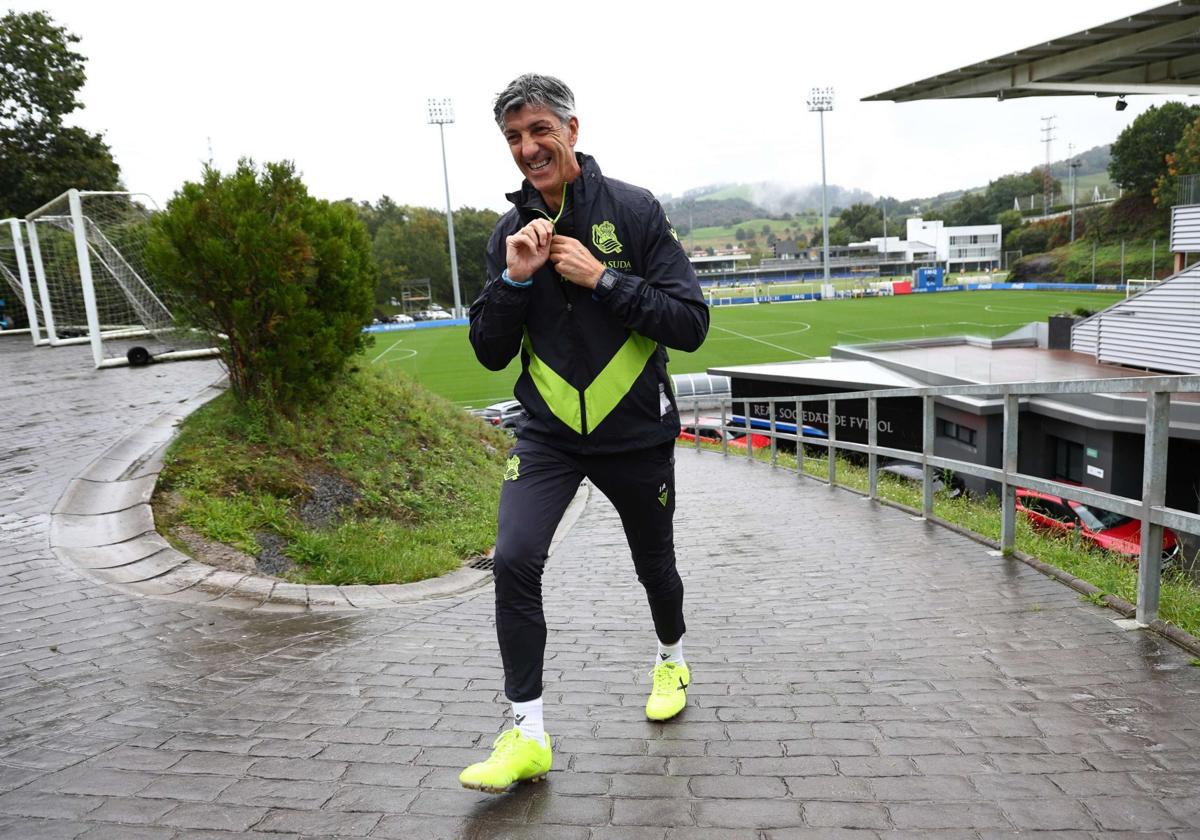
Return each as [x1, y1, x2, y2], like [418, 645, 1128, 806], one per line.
[505, 219, 554, 282]
[550, 235, 604, 289]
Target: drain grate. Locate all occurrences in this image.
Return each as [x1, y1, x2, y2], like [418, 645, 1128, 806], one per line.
[468, 556, 494, 571]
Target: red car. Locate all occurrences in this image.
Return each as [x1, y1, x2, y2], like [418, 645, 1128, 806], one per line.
[678, 420, 770, 450]
[1015, 488, 1180, 563]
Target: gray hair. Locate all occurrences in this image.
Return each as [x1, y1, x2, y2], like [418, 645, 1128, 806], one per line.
[493, 74, 576, 130]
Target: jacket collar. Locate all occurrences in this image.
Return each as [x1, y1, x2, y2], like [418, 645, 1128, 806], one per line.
[505, 153, 602, 213]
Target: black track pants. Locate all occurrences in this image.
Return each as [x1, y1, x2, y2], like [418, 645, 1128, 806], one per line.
[493, 437, 685, 703]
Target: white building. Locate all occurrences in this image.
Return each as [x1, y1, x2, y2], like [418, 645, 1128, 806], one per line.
[852, 218, 1001, 271]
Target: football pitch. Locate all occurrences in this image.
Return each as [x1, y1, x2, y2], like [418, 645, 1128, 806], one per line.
[366, 290, 1123, 409]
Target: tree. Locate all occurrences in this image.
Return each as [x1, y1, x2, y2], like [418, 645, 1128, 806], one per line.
[1109, 101, 1200, 196]
[371, 207, 447, 305]
[836, 202, 883, 241]
[145, 160, 376, 412]
[944, 192, 992, 227]
[0, 11, 120, 216]
[452, 207, 501, 302]
[1153, 115, 1200, 207]
[982, 169, 1052, 218]
[996, 209, 1024, 240]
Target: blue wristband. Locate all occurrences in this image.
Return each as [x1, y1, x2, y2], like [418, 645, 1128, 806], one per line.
[501, 269, 533, 288]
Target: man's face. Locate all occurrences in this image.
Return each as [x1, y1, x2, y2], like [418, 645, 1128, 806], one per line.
[502, 104, 579, 195]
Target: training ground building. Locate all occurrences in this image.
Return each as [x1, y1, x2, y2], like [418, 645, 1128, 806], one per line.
[688, 218, 1002, 285]
[708, 261, 1200, 515]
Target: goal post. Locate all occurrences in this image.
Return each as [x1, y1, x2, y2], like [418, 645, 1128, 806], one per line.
[1, 217, 43, 344]
[25, 188, 218, 368]
[1125, 278, 1160, 299]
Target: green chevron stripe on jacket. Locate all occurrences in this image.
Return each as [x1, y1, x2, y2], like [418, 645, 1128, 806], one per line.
[583, 332, 657, 432]
[523, 330, 657, 436]
[523, 331, 583, 434]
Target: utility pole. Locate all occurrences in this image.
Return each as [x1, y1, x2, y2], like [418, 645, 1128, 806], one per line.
[880, 197, 888, 277]
[1068, 142, 1081, 242]
[1041, 115, 1056, 217]
[807, 87, 834, 285]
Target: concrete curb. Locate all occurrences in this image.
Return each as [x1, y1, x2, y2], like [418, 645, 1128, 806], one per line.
[48, 379, 590, 613]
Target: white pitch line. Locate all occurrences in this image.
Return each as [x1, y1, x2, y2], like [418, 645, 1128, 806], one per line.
[755, 323, 813, 339]
[712, 325, 813, 358]
[375, 348, 418, 363]
[371, 339, 415, 364]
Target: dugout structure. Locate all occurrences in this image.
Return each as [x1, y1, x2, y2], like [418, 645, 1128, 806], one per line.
[24, 189, 218, 368]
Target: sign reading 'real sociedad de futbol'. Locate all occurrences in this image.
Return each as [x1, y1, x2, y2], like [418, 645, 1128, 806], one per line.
[745, 397, 921, 452]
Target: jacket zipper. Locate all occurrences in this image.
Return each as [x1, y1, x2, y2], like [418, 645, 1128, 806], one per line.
[527, 183, 589, 436]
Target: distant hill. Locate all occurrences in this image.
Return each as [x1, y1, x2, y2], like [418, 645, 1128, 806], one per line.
[663, 143, 1114, 230]
[662, 197, 770, 231]
[914, 144, 1112, 212]
[663, 183, 875, 232]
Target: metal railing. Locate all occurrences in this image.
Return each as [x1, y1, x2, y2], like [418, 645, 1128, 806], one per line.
[689, 374, 1200, 626]
[1179, 174, 1200, 207]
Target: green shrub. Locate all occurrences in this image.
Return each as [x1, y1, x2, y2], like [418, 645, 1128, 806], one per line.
[145, 159, 376, 413]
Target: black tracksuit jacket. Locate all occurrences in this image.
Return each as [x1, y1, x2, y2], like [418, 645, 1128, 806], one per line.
[468, 154, 709, 455]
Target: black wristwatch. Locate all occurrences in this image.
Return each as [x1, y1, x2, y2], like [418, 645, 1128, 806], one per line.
[593, 267, 620, 300]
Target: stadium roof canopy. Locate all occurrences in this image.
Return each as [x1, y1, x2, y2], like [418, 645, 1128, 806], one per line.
[864, 1, 1200, 102]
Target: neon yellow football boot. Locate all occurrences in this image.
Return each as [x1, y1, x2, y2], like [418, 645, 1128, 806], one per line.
[459, 729, 552, 793]
[645, 661, 690, 721]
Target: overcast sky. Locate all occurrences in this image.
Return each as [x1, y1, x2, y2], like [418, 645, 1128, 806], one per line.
[13, 0, 1184, 214]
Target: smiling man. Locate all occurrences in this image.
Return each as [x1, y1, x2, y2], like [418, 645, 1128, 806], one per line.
[462, 73, 709, 793]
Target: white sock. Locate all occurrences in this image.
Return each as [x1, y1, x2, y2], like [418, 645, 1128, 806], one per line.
[656, 637, 684, 666]
[511, 697, 544, 742]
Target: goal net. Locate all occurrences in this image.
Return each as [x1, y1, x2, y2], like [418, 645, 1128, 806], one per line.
[0, 218, 42, 341]
[26, 189, 217, 368]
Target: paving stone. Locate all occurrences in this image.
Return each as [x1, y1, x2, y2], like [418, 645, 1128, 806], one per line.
[1082, 795, 1186, 831]
[998, 797, 1098, 830]
[216, 778, 332, 810]
[78, 824, 176, 840]
[156, 800, 267, 831]
[692, 798, 803, 829]
[802, 801, 891, 829]
[0, 790, 103, 819]
[690, 775, 787, 798]
[886, 802, 1009, 830]
[138, 772, 235, 801]
[321, 784, 416, 813]
[254, 807, 382, 835]
[89, 747, 183, 772]
[783, 775, 873, 801]
[86, 797, 176, 825]
[868, 774, 979, 800]
[371, 814, 475, 839]
[969, 772, 1060, 799]
[246, 757, 347, 782]
[50, 768, 156, 796]
[611, 797, 693, 827]
[763, 831, 881, 840]
[0, 818, 92, 839]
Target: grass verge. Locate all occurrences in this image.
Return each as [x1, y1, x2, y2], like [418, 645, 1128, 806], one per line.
[686, 439, 1200, 639]
[155, 368, 508, 585]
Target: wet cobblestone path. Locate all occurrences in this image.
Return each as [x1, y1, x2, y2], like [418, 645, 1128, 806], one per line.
[3, 340, 1200, 839]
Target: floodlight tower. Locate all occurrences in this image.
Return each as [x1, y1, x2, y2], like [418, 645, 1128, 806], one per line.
[807, 87, 834, 284]
[427, 98, 462, 319]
